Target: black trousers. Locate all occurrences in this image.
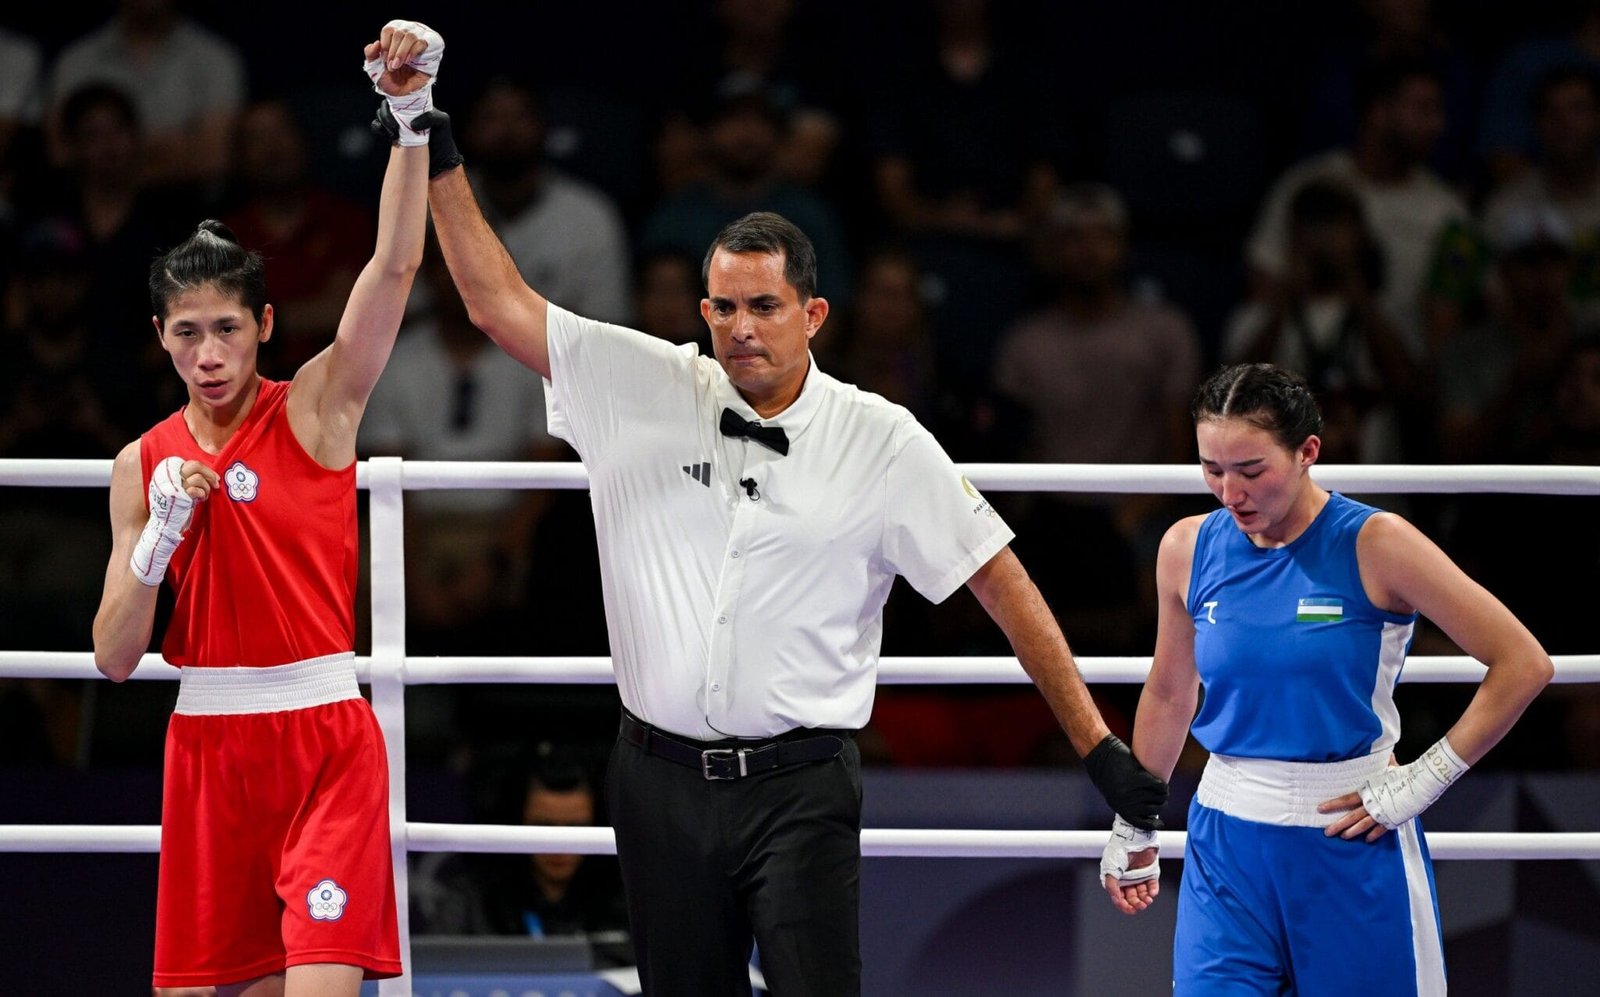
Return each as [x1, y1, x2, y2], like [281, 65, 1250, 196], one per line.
[606, 724, 863, 996]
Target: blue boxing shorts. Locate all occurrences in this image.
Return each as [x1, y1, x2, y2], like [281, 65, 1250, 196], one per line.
[1174, 752, 1446, 996]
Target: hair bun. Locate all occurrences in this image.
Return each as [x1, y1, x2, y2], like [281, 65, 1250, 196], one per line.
[195, 219, 240, 245]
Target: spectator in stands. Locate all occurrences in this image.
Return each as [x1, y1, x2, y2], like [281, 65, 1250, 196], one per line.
[411, 747, 629, 947]
[989, 183, 1201, 655]
[861, 0, 1059, 400]
[0, 25, 43, 239]
[0, 220, 130, 764]
[223, 100, 374, 380]
[1434, 67, 1600, 342]
[639, 73, 852, 305]
[1485, 67, 1600, 282]
[359, 239, 565, 660]
[1245, 56, 1466, 360]
[687, 0, 845, 190]
[461, 77, 632, 324]
[1478, 0, 1600, 186]
[45, 0, 245, 190]
[0, 220, 130, 460]
[1224, 179, 1421, 464]
[1297, 0, 1480, 185]
[1540, 332, 1600, 464]
[1436, 333, 1600, 768]
[1436, 202, 1588, 463]
[833, 247, 940, 427]
[23, 82, 195, 431]
[633, 248, 712, 355]
[867, 0, 1058, 246]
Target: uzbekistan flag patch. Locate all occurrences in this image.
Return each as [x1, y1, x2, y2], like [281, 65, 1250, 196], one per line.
[1296, 598, 1344, 622]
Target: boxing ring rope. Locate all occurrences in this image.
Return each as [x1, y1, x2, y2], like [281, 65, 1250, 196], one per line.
[4, 457, 1600, 993]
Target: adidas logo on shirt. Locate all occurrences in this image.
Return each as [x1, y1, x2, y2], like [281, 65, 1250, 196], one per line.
[682, 462, 712, 486]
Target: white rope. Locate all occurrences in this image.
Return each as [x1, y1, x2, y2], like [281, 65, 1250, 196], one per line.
[5, 454, 1594, 910]
[10, 651, 1600, 685]
[7, 458, 1600, 495]
[0, 457, 112, 487]
[6, 824, 1598, 860]
[0, 825, 161, 852]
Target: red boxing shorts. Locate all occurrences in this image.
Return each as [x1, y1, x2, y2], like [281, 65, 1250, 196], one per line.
[152, 654, 402, 988]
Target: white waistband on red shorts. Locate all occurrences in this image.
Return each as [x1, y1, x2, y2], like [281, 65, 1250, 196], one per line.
[1196, 749, 1394, 828]
[174, 652, 361, 716]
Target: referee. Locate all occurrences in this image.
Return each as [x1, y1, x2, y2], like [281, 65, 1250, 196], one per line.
[411, 108, 1166, 996]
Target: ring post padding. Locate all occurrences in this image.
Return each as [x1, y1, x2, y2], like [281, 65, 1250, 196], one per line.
[366, 456, 411, 995]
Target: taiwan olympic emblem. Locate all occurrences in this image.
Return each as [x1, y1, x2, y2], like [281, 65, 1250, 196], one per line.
[306, 878, 348, 921]
[224, 460, 260, 502]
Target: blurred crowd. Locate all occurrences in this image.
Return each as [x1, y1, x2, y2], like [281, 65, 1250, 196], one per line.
[4, 0, 1600, 905]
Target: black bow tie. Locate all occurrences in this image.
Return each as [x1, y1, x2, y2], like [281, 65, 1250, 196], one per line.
[720, 407, 789, 455]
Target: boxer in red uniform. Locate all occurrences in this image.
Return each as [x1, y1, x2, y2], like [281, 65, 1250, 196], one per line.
[92, 20, 444, 997]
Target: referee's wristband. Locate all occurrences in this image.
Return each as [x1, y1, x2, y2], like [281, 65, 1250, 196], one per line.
[371, 104, 462, 177]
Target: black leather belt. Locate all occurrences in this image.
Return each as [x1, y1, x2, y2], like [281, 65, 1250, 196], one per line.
[619, 709, 849, 781]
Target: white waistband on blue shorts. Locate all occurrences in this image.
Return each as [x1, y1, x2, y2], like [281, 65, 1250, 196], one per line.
[174, 652, 361, 716]
[1196, 749, 1393, 828]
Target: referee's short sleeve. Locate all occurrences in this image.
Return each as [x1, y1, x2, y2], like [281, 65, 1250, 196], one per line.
[544, 303, 691, 462]
[882, 420, 1015, 603]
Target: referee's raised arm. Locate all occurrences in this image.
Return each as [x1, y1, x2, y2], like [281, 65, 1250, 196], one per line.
[426, 144, 553, 378]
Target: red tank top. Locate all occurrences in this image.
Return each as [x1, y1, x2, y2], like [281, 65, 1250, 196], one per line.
[139, 379, 358, 667]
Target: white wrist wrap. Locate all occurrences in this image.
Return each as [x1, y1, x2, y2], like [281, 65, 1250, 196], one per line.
[363, 19, 444, 147]
[1100, 814, 1160, 885]
[130, 456, 195, 586]
[1359, 737, 1469, 829]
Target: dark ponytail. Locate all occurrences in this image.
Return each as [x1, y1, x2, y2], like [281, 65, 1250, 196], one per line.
[149, 220, 268, 323]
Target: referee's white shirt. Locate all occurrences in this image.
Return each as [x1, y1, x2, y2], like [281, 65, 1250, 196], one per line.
[544, 305, 1014, 739]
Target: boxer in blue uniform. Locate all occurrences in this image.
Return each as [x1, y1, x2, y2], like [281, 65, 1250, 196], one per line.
[1100, 363, 1553, 996]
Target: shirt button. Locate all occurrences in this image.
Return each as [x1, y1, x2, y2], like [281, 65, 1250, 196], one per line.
[711, 682, 722, 692]
[731, 550, 741, 558]
[718, 615, 727, 624]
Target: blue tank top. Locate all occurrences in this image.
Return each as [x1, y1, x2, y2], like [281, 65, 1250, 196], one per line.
[1187, 492, 1417, 762]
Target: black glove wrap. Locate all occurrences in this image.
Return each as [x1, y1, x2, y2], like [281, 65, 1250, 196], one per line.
[371, 103, 464, 178]
[1084, 733, 1168, 831]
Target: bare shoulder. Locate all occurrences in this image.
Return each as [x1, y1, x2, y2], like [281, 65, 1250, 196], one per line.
[111, 439, 142, 481]
[108, 439, 146, 522]
[1154, 513, 1207, 603]
[1356, 510, 1435, 563]
[1359, 508, 1416, 537]
[1159, 514, 1207, 560]
[1356, 509, 1455, 613]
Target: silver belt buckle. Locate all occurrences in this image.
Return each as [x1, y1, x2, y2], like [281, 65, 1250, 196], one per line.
[701, 747, 748, 780]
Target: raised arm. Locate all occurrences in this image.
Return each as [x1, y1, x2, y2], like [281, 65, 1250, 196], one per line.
[288, 21, 437, 469]
[427, 161, 552, 377]
[967, 546, 1168, 828]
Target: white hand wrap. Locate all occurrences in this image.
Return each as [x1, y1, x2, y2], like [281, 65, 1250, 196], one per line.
[363, 19, 444, 147]
[1099, 814, 1160, 885]
[130, 457, 195, 587]
[1359, 737, 1469, 829]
